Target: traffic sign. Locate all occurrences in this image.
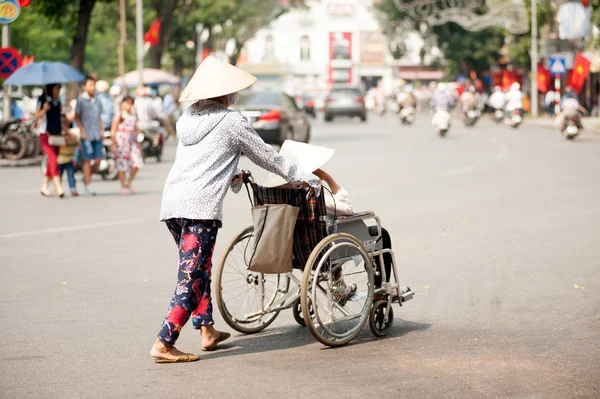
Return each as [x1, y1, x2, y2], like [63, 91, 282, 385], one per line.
[0, 47, 22, 79]
[549, 57, 567, 75]
[0, 0, 20, 24]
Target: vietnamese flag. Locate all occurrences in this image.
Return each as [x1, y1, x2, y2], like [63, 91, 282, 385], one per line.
[567, 53, 591, 94]
[144, 18, 161, 47]
[537, 63, 551, 93]
[501, 69, 517, 90]
[19, 0, 31, 7]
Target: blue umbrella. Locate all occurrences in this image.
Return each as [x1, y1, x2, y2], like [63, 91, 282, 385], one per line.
[3, 61, 85, 86]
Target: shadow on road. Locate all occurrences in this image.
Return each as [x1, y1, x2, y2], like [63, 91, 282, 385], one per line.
[201, 318, 431, 360]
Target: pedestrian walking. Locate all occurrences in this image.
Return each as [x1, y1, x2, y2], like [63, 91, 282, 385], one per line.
[74, 77, 104, 196]
[150, 56, 321, 363]
[57, 123, 79, 197]
[35, 83, 65, 198]
[96, 80, 115, 131]
[110, 95, 143, 195]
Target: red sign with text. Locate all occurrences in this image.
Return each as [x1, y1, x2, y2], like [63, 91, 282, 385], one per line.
[328, 32, 352, 84]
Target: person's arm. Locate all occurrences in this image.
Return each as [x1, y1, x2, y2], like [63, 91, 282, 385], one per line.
[232, 114, 321, 193]
[74, 99, 87, 140]
[34, 100, 50, 121]
[314, 169, 340, 194]
[109, 114, 120, 148]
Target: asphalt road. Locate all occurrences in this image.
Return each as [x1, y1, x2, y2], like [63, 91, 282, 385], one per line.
[1, 112, 599, 399]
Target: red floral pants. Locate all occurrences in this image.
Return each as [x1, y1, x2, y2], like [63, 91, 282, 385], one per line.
[157, 219, 221, 345]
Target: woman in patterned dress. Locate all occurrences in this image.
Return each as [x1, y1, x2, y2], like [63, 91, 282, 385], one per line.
[110, 95, 143, 195]
[150, 56, 322, 363]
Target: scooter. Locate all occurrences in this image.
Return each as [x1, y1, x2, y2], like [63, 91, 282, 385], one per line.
[463, 108, 480, 127]
[137, 121, 164, 162]
[493, 108, 504, 123]
[432, 108, 451, 137]
[562, 115, 581, 140]
[0, 119, 26, 160]
[505, 109, 522, 129]
[399, 107, 416, 125]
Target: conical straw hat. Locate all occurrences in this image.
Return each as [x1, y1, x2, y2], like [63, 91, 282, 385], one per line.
[264, 140, 335, 188]
[179, 56, 257, 102]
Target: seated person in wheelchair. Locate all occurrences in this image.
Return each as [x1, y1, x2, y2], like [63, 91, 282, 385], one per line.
[264, 141, 396, 300]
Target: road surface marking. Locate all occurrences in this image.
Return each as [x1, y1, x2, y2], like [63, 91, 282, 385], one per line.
[444, 166, 477, 176]
[0, 219, 143, 239]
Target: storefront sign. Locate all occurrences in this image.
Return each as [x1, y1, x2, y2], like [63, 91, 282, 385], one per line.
[0, 0, 20, 24]
[359, 32, 386, 64]
[329, 32, 352, 84]
[326, 0, 356, 16]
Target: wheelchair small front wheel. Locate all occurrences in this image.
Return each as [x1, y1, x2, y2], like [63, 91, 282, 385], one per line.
[292, 298, 306, 326]
[369, 300, 394, 337]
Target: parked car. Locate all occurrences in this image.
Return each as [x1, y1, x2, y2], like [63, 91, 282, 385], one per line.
[323, 87, 367, 122]
[294, 95, 316, 118]
[232, 91, 311, 145]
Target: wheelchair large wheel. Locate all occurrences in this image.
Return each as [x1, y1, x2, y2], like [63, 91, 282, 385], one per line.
[215, 226, 290, 334]
[301, 233, 374, 347]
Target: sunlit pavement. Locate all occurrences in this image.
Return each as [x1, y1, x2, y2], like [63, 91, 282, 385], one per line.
[1, 112, 599, 398]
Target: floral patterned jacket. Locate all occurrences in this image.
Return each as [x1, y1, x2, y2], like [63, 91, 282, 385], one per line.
[159, 100, 320, 222]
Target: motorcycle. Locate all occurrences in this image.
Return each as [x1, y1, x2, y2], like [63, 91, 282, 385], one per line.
[463, 108, 480, 127]
[432, 109, 451, 137]
[374, 103, 387, 116]
[562, 115, 581, 141]
[137, 121, 164, 162]
[505, 109, 522, 129]
[493, 108, 504, 123]
[0, 119, 26, 160]
[399, 106, 416, 125]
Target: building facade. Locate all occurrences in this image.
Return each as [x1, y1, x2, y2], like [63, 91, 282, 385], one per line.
[238, 0, 397, 97]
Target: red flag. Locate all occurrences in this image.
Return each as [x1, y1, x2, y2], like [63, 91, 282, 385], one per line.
[537, 63, 551, 93]
[567, 52, 591, 94]
[19, 0, 31, 7]
[144, 18, 161, 47]
[501, 69, 517, 90]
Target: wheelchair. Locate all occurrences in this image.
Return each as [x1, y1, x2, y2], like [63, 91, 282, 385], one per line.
[215, 171, 414, 347]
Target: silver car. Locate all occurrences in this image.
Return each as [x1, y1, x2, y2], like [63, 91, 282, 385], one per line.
[323, 87, 367, 122]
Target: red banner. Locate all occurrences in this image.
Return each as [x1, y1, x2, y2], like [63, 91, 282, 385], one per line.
[328, 32, 352, 84]
[501, 69, 518, 90]
[144, 18, 161, 47]
[19, 0, 31, 7]
[567, 52, 591, 94]
[537, 63, 551, 93]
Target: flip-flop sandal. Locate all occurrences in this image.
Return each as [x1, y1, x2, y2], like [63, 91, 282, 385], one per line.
[202, 332, 231, 351]
[153, 353, 199, 363]
[40, 189, 52, 197]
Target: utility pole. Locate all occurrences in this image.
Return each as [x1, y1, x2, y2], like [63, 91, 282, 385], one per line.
[530, 0, 538, 118]
[136, 0, 144, 86]
[118, 0, 127, 92]
[2, 24, 11, 120]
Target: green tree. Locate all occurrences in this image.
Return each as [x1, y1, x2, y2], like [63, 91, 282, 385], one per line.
[376, 0, 513, 75]
[506, 0, 555, 66]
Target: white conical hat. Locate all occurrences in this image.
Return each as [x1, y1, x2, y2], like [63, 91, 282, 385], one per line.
[179, 56, 257, 102]
[264, 140, 335, 188]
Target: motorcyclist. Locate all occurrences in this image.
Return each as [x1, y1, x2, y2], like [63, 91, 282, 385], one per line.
[430, 83, 455, 112]
[504, 82, 524, 118]
[397, 85, 417, 114]
[460, 85, 479, 119]
[559, 87, 585, 130]
[488, 86, 506, 116]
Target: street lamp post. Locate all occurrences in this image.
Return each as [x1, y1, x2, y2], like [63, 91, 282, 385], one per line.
[531, 0, 538, 118]
[2, 24, 11, 120]
[136, 0, 144, 85]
